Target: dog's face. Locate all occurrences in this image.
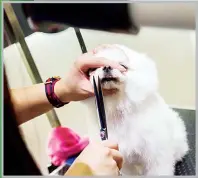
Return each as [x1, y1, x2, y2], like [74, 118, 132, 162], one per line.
[89, 47, 129, 91]
[88, 45, 158, 103]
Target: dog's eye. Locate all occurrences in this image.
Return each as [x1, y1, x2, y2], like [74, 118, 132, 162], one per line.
[120, 64, 128, 70]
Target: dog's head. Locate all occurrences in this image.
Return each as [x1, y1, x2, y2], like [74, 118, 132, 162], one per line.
[89, 46, 128, 91]
[88, 44, 159, 103]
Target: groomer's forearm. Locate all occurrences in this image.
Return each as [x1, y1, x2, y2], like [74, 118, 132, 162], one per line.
[11, 81, 67, 125]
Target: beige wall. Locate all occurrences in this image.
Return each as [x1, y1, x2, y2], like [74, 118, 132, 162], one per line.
[132, 3, 195, 29]
[4, 26, 195, 174]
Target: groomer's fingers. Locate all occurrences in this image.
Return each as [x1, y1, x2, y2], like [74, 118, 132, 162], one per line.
[82, 84, 118, 96]
[90, 140, 119, 151]
[102, 140, 119, 151]
[101, 140, 123, 169]
[80, 79, 94, 94]
[88, 140, 123, 169]
[110, 149, 123, 170]
[80, 57, 126, 72]
[76, 52, 126, 72]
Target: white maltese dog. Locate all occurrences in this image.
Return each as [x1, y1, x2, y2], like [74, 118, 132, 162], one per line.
[82, 44, 189, 176]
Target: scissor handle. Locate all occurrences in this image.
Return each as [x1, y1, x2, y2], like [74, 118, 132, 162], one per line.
[100, 128, 108, 140]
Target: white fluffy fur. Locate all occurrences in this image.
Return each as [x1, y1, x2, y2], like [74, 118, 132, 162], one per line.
[82, 44, 189, 176]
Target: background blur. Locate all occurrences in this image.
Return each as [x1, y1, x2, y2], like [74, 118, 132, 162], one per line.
[4, 3, 195, 174]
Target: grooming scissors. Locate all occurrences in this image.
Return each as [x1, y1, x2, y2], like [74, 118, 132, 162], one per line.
[93, 76, 108, 140]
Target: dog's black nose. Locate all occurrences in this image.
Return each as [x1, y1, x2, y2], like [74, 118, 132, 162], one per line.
[103, 66, 112, 73]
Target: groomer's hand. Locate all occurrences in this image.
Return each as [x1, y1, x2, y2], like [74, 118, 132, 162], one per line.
[66, 140, 123, 176]
[55, 51, 126, 102]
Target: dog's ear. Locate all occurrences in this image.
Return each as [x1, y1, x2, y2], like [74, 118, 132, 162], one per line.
[124, 52, 159, 104]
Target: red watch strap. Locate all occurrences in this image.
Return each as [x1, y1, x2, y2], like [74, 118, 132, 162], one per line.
[45, 77, 68, 108]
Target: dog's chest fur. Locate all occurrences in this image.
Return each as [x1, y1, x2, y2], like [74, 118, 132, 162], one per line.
[103, 94, 174, 174]
[84, 91, 188, 175]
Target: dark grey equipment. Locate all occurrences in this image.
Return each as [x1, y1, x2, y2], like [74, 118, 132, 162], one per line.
[173, 108, 195, 175]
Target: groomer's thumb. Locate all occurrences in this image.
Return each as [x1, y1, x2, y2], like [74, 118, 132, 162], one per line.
[102, 140, 119, 150]
[110, 149, 123, 170]
[81, 80, 94, 95]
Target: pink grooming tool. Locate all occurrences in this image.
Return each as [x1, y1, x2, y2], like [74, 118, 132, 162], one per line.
[47, 126, 89, 166]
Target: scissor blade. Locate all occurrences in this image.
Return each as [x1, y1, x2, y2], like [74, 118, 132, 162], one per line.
[97, 76, 108, 130]
[93, 76, 98, 99]
[93, 76, 105, 128]
[93, 76, 108, 140]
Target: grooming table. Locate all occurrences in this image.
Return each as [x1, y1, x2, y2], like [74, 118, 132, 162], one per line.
[173, 108, 195, 175]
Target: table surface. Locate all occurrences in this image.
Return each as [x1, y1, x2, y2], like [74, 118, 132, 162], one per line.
[173, 108, 195, 175]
